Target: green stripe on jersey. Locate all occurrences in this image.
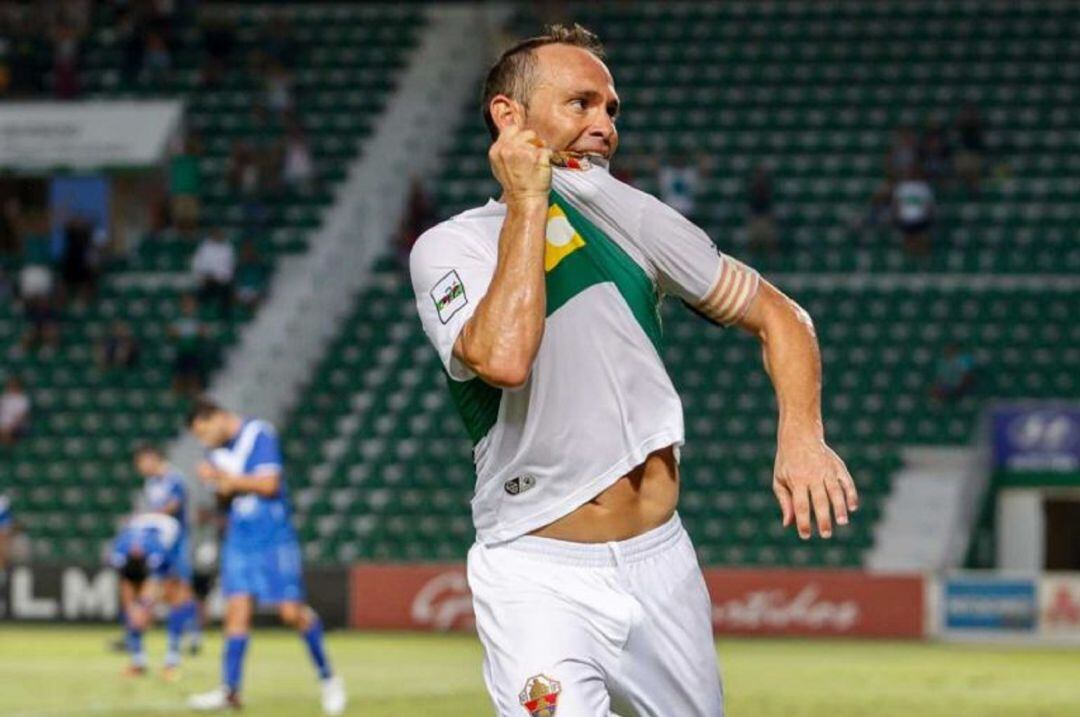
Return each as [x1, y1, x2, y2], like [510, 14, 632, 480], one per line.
[548, 190, 663, 352]
[445, 189, 664, 445]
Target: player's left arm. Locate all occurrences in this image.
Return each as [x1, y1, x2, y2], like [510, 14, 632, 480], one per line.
[197, 427, 283, 498]
[198, 462, 280, 497]
[732, 282, 859, 540]
[633, 194, 857, 539]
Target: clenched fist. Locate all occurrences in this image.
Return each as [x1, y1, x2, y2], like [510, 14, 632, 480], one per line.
[488, 126, 552, 204]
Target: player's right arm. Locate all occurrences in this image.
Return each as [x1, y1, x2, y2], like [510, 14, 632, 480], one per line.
[452, 127, 551, 388]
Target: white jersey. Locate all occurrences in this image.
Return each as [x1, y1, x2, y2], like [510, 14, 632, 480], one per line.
[410, 159, 760, 545]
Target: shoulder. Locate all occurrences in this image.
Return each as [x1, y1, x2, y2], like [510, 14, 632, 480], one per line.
[410, 205, 502, 267]
[554, 164, 664, 219]
[246, 419, 278, 442]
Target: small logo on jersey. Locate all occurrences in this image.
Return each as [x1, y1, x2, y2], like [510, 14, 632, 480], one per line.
[519, 674, 561, 717]
[504, 475, 536, 496]
[431, 270, 468, 324]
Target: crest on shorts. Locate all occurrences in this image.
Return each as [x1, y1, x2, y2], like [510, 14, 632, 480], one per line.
[519, 674, 561, 717]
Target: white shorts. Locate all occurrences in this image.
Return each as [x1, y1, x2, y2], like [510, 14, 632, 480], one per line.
[468, 513, 723, 717]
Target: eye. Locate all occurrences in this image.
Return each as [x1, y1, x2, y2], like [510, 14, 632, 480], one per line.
[569, 98, 586, 111]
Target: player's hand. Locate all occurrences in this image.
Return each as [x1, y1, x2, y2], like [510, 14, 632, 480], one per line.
[196, 461, 221, 484]
[772, 437, 859, 540]
[488, 125, 552, 204]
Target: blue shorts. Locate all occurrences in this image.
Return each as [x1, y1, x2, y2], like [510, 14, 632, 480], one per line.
[157, 534, 192, 582]
[222, 540, 305, 605]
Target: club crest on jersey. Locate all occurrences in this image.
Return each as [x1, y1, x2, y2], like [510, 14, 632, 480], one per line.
[545, 204, 586, 272]
[519, 674, 561, 717]
[431, 270, 468, 324]
[503, 475, 536, 496]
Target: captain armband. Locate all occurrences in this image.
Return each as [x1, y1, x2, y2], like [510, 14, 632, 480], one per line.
[696, 255, 761, 326]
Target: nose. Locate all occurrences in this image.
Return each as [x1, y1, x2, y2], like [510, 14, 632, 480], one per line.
[583, 116, 615, 154]
[589, 113, 615, 143]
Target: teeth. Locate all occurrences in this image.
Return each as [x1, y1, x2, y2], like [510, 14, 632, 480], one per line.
[550, 151, 593, 168]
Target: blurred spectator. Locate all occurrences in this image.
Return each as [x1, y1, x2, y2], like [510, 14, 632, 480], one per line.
[861, 180, 895, 231]
[0, 197, 22, 255]
[227, 141, 261, 195]
[885, 126, 919, 181]
[0, 377, 31, 446]
[0, 266, 12, 301]
[234, 241, 269, 309]
[169, 294, 210, 396]
[96, 321, 141, 370]
[18, 219, 60, 351]
[58, 215, 100, 304]
[932, 345, 977, 403]
[192, 230, 235, 317]
[264, 61, 293, 115]
[892, 168, 935, 257]
[7, 16, 50, 96]
[399, 177, 436, 259]
[116, 7, 144, 83]
[51, 23, 81, 99]
[169, 134, 203, 232]
[918, 118, 951, 182]
[199, 17, 236, 87]
[227, 140, 269, 230]
[281, 123, 315, 192]
[260, 16, 298, 69]
[142, 31, 171, 82]
[954, 103, 985, 192]
[746, 165, 777, 255]
[657, 154, 702, 223]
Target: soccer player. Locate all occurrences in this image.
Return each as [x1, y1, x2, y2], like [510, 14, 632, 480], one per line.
[409, 24, 860, 716]
[108, 512, 184, 676]
[133, 443, 198, 677]
[184, 397, 345, 715]
[0, 493, 13, 571]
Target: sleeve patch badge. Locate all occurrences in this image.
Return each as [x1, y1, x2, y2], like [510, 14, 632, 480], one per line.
[431, 270, 468, 324]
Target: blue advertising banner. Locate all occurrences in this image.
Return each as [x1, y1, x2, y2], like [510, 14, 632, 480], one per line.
[992, 406, 1080, 474]
[943, 577, 1037, 632]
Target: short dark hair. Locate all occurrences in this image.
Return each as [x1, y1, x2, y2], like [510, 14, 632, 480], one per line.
[119, 554, 149, 587]
[133, 443, 163, 459]
[185, 395, 223, 427]
[481, 23, 605, 140]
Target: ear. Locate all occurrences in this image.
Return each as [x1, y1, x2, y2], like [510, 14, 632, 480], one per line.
[489, 94, 525, 135]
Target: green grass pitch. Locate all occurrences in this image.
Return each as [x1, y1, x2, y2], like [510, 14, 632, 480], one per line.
[0, 625, 1077, 716]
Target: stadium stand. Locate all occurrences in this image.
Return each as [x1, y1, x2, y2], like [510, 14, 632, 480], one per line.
[284, 1, 1080, 566]
[0, 4, 424, 560]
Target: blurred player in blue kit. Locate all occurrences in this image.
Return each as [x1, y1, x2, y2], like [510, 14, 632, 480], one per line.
[133, 443, 200, 671]
[109, 512, 188, 677]
[0, 493, 13, 571]
[184, 397, 345, 715]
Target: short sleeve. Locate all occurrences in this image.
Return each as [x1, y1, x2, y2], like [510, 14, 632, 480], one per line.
[637, 194, 761, 326]
[248, 428, 283, 474]
[409, 225, 496, 381]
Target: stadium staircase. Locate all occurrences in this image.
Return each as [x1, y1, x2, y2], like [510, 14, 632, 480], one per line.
[281, 1, 1080, 567]
[0, 3, 425, 560]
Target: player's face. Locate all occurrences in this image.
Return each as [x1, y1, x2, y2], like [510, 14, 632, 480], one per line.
[190, 414, 228, 448]
[524, 44, 620, 159]
[134, 453, 160, 478]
